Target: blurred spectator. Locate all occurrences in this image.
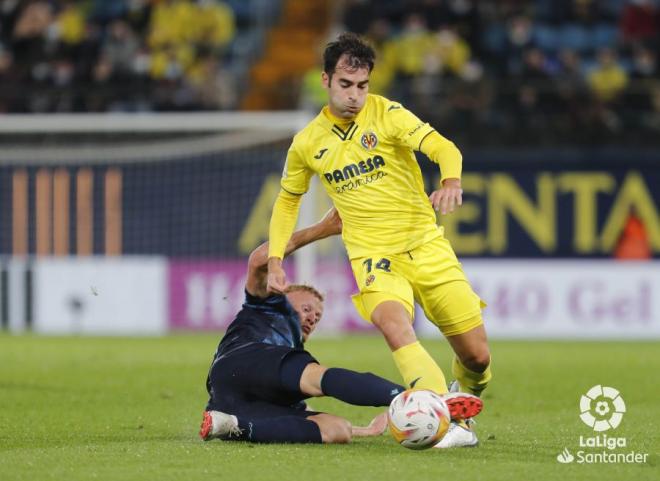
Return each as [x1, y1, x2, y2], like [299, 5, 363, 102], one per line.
[504, 15, 535, 75]
[554, 48, 590, 137]
[0, 48, 17, 111]
[193, 0, 235, 52]
[188, 54, 237, 109]
[430, 26, 471, 77]
[55, 1, 85, 45]
[505, 48, 555, 138]
[103, 19, 139, 75]
[443, 0, 481, 51]
[393, 13, 435, 77]
[341, 0, 376, 34]
[149, 44, 193, 80]
[620, 0, 659, 46]
[644, 84, 660, 131]
[586, 48, 629, 136]
[625, 45, 659, 127]
[363, 18, 397, 95]
[125, 0, 152, 32]
[11, 0, 52, 78]
[443, 61, 492, 138]
[588, 48, 629, 103]
[409, 0, 449, 31]
[299, 66, 326, 112]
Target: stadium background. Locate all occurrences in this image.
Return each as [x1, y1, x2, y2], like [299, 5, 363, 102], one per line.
[1, 2, 659, 480]
[0, 0, 657, 338]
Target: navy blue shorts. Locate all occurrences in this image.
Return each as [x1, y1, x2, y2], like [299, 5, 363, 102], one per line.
[206, 343, 319, 419]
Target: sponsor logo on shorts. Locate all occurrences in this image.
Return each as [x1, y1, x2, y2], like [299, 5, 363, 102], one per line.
[366, 274, 376, 286]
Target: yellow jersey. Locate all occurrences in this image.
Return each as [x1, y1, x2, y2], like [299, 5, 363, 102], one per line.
[281, 94, 459, 260]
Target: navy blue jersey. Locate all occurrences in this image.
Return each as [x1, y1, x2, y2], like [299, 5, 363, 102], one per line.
[214, 291, 303, 359]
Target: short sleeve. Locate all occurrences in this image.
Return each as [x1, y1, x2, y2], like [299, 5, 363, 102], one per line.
[280, 144, 312, 195]
[384, 103, 435, 151]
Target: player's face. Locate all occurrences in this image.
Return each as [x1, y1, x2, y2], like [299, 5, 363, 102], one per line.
[322, 54, 370, 120]
[286, 290, 323, 342]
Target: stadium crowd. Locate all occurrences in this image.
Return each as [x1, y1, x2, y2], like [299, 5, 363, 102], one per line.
[0, 0, 240, 112]
[331, 0, 660, 146]
[0, 0, 658, 146]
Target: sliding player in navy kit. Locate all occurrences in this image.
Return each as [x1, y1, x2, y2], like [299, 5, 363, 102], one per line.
[200, 208, 482, 444]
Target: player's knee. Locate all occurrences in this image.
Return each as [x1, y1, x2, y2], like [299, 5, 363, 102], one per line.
[370, 302, 416, 349]
[371, 301, 410, 325]
[299, 363, 327, 397]
[325, 419, 352, 444]
[315, 416, 352, 444]
[461, 351, 491, 373]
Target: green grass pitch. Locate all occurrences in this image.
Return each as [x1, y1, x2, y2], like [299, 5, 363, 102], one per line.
[1, 334, 658, 481]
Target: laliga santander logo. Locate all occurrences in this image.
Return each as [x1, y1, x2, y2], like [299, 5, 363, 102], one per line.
[556, 385, 647, 465]
[579, 385, 626, 432]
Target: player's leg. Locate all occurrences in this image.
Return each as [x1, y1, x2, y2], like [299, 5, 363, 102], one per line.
[350, 254, 449, 394]
[410, 238, 492, 448]
[412, 238, 493, 397]
[202, 347, 341, 444]
[432, 315, 491, 449]
[421, 282, 492, 397]
[299, 361, 481, 420]
[210, 346, 403, 410]
[306, 413, 352, 443]
[445, 322, 492, 397]
[297, 361, 405, 405]
[201, 406, 385, 443]
[200, 409, 326, 443]
[369, 298, 449, 394]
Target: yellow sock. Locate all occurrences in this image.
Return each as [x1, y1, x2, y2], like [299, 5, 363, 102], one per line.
[392, 341, 448, 394]
[452, 356, 492, 397]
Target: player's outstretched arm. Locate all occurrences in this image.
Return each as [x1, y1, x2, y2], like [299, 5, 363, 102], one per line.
[246, 208, 342, 298]
[420, 131, 464, 215]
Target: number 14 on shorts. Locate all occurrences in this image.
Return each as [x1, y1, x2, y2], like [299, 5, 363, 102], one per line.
[363, 258, 392, 273]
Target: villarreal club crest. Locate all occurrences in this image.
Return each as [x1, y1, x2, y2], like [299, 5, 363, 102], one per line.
[360, 131, 378, 150]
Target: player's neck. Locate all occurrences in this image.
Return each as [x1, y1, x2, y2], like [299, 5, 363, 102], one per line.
[324, 105, 355, 125]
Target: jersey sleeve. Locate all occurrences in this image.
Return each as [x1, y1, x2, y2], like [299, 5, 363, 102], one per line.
[383, 102, 436, 151]
[268, 189, 302, 260]
[280, 143, 312, 195]
[419, 130, 462, 182]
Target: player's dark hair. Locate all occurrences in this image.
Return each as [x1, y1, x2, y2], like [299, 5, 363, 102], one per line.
[323, 32, 375, 78]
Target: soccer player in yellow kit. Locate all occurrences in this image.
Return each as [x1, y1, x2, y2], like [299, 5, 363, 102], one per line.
[267, 33, 492, 448]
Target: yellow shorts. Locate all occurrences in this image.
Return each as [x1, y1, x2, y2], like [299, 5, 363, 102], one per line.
[350, 236, 485, 337]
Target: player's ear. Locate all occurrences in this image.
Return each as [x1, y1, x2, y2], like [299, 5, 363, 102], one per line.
[321, 71, 331, 89]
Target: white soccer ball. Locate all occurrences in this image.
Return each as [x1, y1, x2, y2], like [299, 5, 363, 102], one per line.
[388, 389, 450, 450]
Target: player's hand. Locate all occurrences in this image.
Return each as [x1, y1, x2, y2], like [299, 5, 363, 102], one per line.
[351, 411, 388, 437]
[266, 259, 288, 294]
[318, 207, 343, 236]
[429, 178, 463, 215]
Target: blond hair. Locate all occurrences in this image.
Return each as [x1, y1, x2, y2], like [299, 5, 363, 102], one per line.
[284, 284, 325, 302]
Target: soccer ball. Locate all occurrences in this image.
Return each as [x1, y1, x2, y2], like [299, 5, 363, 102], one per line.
[388, 389, 450, 450]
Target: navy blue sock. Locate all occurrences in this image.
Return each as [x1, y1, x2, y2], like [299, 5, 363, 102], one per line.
[234, 416, 322, 444]
[320, 368, 405, 406]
